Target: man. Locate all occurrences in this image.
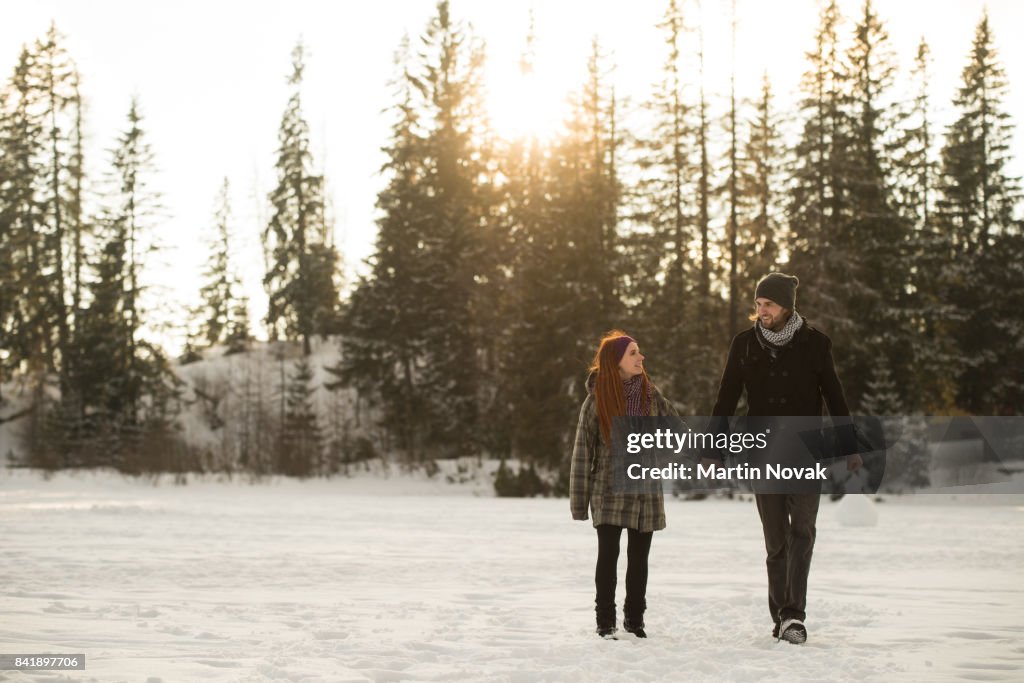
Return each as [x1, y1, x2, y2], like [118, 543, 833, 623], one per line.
[709, 272, 862, 644]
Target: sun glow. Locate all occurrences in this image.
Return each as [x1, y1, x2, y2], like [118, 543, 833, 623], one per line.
[485, 60, 571, 144]
[482, 16, 580, 145]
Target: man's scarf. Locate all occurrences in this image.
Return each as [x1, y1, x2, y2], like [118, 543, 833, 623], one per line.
[755, 312, 804, 358]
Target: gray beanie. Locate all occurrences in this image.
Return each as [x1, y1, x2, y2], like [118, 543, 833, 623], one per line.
[755, 272, 799, 310]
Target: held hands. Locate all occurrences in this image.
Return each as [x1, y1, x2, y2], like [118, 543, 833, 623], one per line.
[699, 458, 722, 473]
[700, 456, 862, 473]
[847, 453, 863, 472]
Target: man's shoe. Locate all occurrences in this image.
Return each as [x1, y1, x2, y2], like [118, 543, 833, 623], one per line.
[597, 625, 618, 639]
[779, 618, 807, 644]
[623, 618, 647, 638]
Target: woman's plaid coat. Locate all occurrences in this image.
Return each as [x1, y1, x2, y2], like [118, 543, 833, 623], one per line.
[569, 375, 678, 533]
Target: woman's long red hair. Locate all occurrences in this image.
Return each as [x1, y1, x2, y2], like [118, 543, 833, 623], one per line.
[589, 329, 652, 445]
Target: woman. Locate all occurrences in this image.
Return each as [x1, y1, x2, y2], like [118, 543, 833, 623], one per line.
[569, 330, 678, 639]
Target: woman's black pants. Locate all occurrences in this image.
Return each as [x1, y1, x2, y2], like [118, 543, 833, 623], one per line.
[595, 524, 653, 628]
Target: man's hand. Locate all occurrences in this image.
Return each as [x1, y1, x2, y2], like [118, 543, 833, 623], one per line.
[699, 458, 722, 472]
[847, 453, 863, 472]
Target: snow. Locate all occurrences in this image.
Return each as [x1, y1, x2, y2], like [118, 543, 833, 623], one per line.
[2, 470, 1023, 682]
[834, 494, 879, 527]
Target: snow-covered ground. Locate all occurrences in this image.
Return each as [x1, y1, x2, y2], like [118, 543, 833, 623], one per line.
[2, 469, 1023, 683]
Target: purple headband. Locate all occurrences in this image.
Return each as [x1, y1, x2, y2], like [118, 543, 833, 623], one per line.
[611, 335, 635, 364]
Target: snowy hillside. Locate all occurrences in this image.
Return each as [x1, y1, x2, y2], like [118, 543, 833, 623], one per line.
[173, 337, 360, 469]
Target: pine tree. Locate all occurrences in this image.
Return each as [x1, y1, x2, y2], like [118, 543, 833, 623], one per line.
[581, 38, 621, 318]
[860, 357, 902, 415]
[0, 88, 15, 402]
[73, 215, 131, 465]
[67, 67, 87, 355]
[891, 38, 957, 412]
[112, 99, 157, 429]
[688, 10, 728, 414]
[324, 381, 351, 476]
[224, 288, 252, 355]
[31, 23, 80, 390]
[487, 18, 547, 464]
[936, 12, 1022, 414]
[71, 99, 181, 469]
[785, 0, 916, 409]
[1, 48, 50, 379]
[279, 357, 321, 477]
[263, 40, 341, 355]
[198, 178, 235, 347]
[787, 0, 853, 337]
[328, 34, 432, 461]
[5, 25, 94, 466]
[938, 12, 1019, 254]
[736, 72, 784, 307]
[544, 37, 623, 334]
[0, 27, 85, 461]
[496, 146, 577, 468]
[891, 38, 937, 232]
[412, 1, 498, 456]
[840, 0, 911, 407]
[628, 0, 700, 409]
[725, 2, 741, 338]
[0, 27, 82, 389]
[860, 359, 929, 490]
[330, 4, 496, 461]
[234, 349, 274, 476]
[492, 37, 624, 471]
[695, 16, 711, 310]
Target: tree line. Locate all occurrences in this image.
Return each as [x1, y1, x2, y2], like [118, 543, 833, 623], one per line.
[1, 1, 1021, 487]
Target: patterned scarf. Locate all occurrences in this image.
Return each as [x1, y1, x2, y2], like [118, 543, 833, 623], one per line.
[756, 311, 804, 358]
[624, 374, 652, 416]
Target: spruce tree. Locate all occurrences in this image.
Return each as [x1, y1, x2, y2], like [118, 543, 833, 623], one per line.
[628, 0, 700, 410]
[0, 89, 14, 401]
[937, 12, 1022, 414]
[31, 23, 79, 388]
[328, 35, 432, 461]
[695, 19, 711, 309]
[494, 39, 623, 471]
[73, 216, 131, 465]
[736, 72, 784, 306]
[890, 38, 937, 232]
[72, 99, 181, 469]
[263, 40, 341, 355]
[279, 357, 321, 477]
[1, 27, 86, 464]
[198, 178, 235, 347]
[331, 3, 496, 461]
[725, 4, 741, 338]
[840, 0, 911, 406]
[1, 48, 49, 378]
[412, 1, 497, 456]
[938, 12, 1019, 254]
[891, 39, 957, 411]
[787, 0, 851, 327]
[224, 288, 253, 355]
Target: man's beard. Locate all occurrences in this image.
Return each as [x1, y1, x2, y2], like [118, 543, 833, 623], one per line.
[761, 311, 790, 331]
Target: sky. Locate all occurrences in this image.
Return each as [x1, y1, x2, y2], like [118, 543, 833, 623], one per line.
[3, 0, 1023, 353]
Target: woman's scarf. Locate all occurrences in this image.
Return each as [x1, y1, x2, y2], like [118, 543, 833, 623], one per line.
[624, 374, 652, 416]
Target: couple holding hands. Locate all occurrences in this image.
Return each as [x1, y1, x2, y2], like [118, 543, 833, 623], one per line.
[569, 272, 864, 643]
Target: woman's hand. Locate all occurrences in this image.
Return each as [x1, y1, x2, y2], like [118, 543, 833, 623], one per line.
[846, 453, 863, 472]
